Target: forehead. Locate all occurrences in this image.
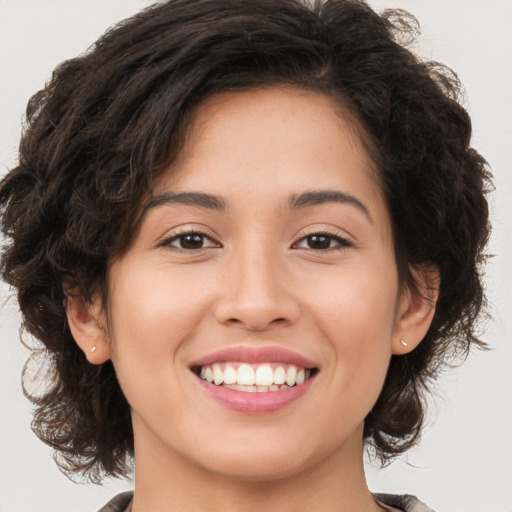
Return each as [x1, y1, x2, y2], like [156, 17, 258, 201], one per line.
[149, 87, 389, 232]
[159, 87, 381, 193]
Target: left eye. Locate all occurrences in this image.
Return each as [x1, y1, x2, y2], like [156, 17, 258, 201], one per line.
[163, 232, 219, 250]
[294, 233, 351, 250]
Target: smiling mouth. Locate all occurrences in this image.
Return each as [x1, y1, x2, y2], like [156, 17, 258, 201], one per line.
[192, 362, 319, 393]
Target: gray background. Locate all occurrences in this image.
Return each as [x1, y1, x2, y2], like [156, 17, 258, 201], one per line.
[1, 1, 511, 511]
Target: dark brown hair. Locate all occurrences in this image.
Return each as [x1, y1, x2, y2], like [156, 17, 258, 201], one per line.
[0, 0, 491, 481]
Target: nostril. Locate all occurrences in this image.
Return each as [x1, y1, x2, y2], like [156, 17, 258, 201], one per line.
[225, 317, 287, 330]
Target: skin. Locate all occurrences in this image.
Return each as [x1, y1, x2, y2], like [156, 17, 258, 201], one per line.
[68, 87, 436, 512]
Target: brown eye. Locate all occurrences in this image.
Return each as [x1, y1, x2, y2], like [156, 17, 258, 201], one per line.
[306, 234, 332, 250]
[162, 231, 219, 250]
[294, 232, 352, 251]
[179, 234, 206, 249]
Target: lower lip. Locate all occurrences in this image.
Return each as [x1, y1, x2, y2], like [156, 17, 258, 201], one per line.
[197, 376, 315, 414]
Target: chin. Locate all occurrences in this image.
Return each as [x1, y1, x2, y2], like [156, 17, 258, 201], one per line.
[188, 437, 329, 483]
[205, 456, 310, 483]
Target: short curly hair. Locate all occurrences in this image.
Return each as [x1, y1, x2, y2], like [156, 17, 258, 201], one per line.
[0, 0, 491, 481]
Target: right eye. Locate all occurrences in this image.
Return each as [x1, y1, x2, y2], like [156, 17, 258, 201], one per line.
[161, 231, 220, 251]
[292, 231, 352, 252]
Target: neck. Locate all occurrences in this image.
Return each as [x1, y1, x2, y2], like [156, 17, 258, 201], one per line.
[130, 422, 384, 512]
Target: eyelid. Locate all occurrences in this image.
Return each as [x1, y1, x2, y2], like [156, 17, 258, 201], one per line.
[157, 225, 222, 250]
[156, 224, 354, 252]
[292, 227, 354, 251]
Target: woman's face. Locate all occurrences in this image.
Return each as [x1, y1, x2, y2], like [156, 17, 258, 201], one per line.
[105, 87, 410, 480]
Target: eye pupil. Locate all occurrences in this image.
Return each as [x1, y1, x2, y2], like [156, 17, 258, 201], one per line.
[181, 234, 204, 249]
[307, 235, 331, 249]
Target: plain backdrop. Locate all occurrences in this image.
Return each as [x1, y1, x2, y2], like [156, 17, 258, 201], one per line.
[1, 1, 511, 511]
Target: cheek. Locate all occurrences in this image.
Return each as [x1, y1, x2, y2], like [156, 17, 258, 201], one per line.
[105, 263, 210, 424]
[106, 261, 214, 384]
[300, 259, 400, 340]
[300, 260, 399, 406]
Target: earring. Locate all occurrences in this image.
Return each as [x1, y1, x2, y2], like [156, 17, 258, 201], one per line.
[400, 339, 408, 348]
[91, 346, 97, 353]
[98, 323, 104, 330]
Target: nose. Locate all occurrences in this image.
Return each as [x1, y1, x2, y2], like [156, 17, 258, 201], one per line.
[214, 244, 300, 331]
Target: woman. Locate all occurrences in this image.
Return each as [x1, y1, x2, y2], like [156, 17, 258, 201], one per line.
[0, 0, 492, 511]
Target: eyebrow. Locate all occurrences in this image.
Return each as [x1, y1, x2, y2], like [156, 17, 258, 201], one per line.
[288, 190, 373, 223]
[142, 191, 228, 216]
[142, 188, 372, 223]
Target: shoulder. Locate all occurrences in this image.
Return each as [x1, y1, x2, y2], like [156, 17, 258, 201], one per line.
[97, 491, 133, 512]
[97, 491, 435, 512]
[374, 493, 436, 512]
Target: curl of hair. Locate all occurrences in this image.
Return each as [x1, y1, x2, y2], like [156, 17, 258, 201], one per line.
[0, 0, 491, 480]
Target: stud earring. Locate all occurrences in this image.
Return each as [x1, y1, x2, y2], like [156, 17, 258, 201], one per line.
[400, 339, 408, 348]
[91, 346, 97, 353]
[98, 323, 104, 330]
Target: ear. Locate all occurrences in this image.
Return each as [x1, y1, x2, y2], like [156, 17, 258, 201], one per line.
[64, 292, 111, 364]
[392, 264, 440, 355]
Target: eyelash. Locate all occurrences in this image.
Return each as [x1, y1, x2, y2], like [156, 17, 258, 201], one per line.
[159, 229, 220, 251]
[292, 230, 353, 252]
[159, 229, 352, 252]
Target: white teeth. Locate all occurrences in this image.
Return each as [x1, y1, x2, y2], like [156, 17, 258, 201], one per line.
[223, 383, 292, 393]
[255, 364, 274, 386]
[237, 364, 255, 385]
[198, 362, 315, 390]
[223, 365, 237, 385]
[274, 366, 286, 385]
[225, 384, 258, 392]
[286, 365, 297, 386]
[213, 363, 223, 385]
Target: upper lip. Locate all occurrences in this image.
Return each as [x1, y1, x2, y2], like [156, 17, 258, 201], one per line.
[189, 346, 319, 369]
